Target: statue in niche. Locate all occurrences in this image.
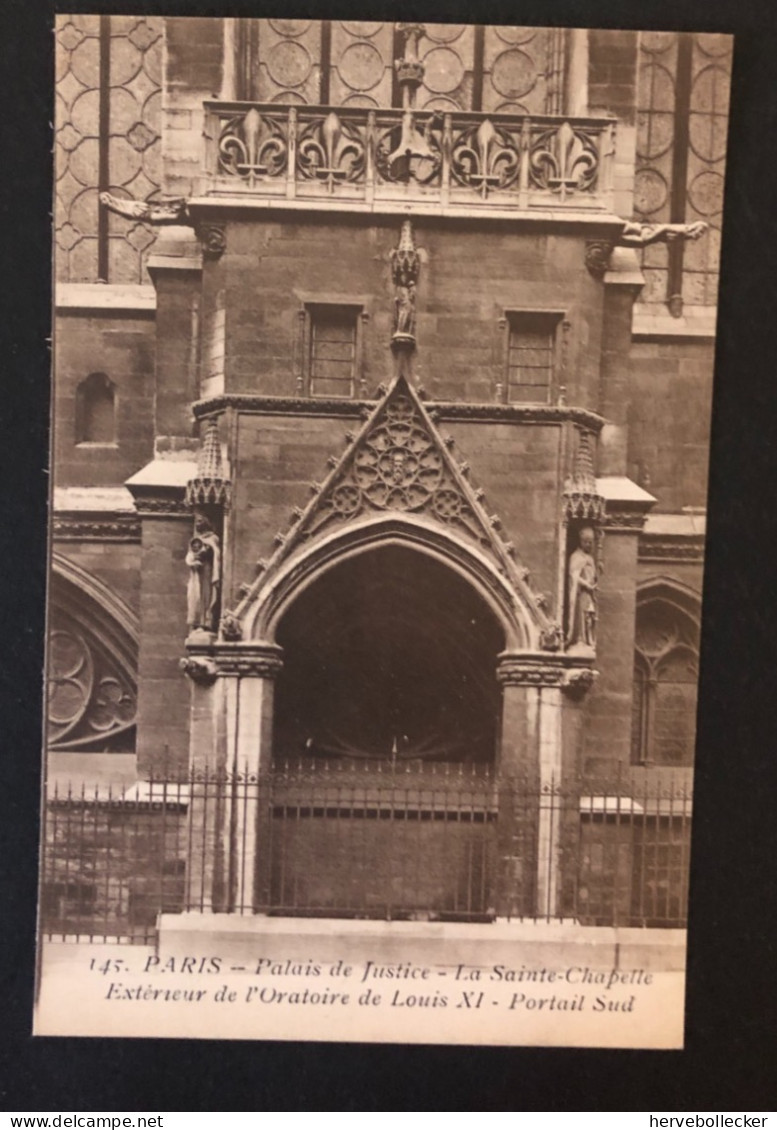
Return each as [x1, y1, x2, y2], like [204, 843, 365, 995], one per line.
[566, 526, 598, 654]
[186, 514, 221, 634]
[394, 283, 416, 339]
[390, 219, 420, 346]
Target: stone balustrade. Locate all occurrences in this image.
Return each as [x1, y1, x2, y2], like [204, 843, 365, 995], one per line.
[200, 101, 617, 214]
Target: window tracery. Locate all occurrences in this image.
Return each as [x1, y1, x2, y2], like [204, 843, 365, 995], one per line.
[631, 598, 699, 765]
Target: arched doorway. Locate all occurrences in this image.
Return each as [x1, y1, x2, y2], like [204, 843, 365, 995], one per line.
[274, 545, 504, 764]
[266, 545, 506, 919]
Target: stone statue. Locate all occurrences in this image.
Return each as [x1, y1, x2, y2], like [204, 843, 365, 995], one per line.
[566, 526, 598, 653]
[394, 284, 416, 338]
[186, 515, 221, 633]
[390, 219, 421, 345]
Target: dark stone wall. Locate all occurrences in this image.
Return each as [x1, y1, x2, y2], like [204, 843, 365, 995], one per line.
[135, 517, 191, 775]
[583, 530, 640, 771]
[445, 420, 562, 608]
[53, 312, 156, 488]
[205, 217, 605, 411]
[228, 412, 353, 607]
[154, 268, 201, 440]
[627, 337, 716, 511]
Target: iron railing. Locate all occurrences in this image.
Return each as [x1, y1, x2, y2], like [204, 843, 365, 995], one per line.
[200, 102, 617, 212]
[40, 761, 691, 944]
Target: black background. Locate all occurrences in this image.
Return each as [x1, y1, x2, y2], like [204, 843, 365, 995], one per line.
[2, 0, 776, 1112]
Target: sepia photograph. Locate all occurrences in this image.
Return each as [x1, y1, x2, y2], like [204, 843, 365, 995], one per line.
[36, 15, 731, 1047]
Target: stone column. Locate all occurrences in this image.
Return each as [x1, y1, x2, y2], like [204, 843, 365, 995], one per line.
[127, 491, 195, 779]
[496, 655, 564, 918]
[496, 654, 597, 919]
[216, 643, 283, 915]
[178, 652, 224, 913]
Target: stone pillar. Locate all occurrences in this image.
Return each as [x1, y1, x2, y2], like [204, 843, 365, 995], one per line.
[178, 652, 223, 913]
[582, 488, 653, 773]
[216, 643, 283, 915]
[180, 641, 282, 915]
[131, 500, 193, 778]
[496, 654, 597, 919]
[598, 248, 644, 476]
[496, 656, 563, 918]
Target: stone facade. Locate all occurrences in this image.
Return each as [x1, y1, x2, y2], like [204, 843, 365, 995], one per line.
[48, 19, 727, 925]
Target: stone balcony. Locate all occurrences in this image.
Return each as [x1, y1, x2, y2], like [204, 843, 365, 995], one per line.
[195, 101, 618, 220]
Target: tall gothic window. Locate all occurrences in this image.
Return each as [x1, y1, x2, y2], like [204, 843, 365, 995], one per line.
[231, 20, 566, 114]
[635, 32, 731, 314]
[55, 15, 163, 284]
[631, 598, 700, 766]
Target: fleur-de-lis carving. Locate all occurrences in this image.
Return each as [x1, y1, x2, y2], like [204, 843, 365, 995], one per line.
[450, 118, 520, 198]
[218, 108, 287, 184]
[298, 111, 365, 192]
[529, 121, 598, 195]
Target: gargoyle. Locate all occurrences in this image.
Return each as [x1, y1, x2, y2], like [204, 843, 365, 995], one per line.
[99, 192, 191, 225]
[619, 220, 708, 247]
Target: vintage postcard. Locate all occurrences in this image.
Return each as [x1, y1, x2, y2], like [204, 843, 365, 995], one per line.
[37, 17, 730, 1046]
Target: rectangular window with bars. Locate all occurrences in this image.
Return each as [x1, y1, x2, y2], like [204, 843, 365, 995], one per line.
[503, 312, 560, 403]
[306, 305, 362, 398]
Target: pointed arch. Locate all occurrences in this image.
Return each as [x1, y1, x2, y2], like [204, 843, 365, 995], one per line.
[636, 574, 702, 629]
[631, 574, 701, 767]
[48, 555, 138, 750]
[234, 375, 554, 648]
[244, 513, 537, 650]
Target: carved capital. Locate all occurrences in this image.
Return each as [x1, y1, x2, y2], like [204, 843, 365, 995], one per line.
[212, 642, 284, 679]
[585, 240, 614, 278]
[496, 655, 565, 688]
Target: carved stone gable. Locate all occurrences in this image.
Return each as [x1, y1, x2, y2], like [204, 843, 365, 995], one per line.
[280, 377, 520, 572]
[227, 376, 561, 645]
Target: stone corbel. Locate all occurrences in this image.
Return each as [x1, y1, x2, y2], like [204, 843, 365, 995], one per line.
[198, 224, 226, 259]
[179, 655, 218, 686]
[561, 667, 598, 699]
[585, 240, 614, 279]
